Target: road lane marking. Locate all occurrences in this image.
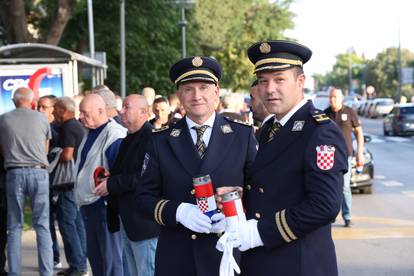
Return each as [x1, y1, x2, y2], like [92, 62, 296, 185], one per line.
[381, 180, 404, 187]
[375, 175, 386, 180]
[333, 216, 414, 240]
[351, 216, 414, 226]
[333, 227, 414, 240]
[386, 137, 411, 142]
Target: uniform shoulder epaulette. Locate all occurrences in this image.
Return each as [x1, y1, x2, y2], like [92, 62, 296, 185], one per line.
[224, 116, 252, 127]
[152, 125, 169, 133]
[311, 110, 330, 125]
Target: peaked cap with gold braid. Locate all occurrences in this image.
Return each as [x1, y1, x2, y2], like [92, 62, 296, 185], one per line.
[247, 40, 312, 73]
[169, 56, 222, 86]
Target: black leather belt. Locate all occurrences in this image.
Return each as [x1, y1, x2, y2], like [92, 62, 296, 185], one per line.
[6, 165, 46, 171]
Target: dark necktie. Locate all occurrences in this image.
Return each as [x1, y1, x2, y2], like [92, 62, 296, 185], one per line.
[192, 125, 208, 158]
[266, 121, 282, 143]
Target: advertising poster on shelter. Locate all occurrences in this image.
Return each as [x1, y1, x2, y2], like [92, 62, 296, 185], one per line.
[0, 65, 65, 114]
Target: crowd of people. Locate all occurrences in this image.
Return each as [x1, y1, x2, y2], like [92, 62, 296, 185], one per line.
[0, 40, 356, 276]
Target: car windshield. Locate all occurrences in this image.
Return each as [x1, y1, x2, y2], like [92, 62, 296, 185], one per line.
[400, 106, 414, 114]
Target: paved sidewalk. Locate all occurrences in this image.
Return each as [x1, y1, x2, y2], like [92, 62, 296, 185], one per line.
[19, 229, 69, 276]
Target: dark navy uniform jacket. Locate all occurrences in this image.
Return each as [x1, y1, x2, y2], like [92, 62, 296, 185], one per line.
[136, 113, 257, 276]
[241, 101, 348, 276]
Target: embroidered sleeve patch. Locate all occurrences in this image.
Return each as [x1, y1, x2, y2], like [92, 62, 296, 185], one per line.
[141, 153, 150, 176]
[316, 145, 335, 170]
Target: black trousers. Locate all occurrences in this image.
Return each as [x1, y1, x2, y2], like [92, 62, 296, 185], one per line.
[0, 188, 6, 273]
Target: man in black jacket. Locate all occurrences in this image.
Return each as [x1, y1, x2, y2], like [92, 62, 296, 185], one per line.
[94, 94, 159, 276]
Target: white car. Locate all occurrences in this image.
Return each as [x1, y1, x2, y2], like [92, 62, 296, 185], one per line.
[367, 98, 394, 118]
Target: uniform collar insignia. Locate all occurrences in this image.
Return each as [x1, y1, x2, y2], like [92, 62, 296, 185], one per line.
[292, 121, 305, 131]
[220, 124, 233, 134]
[170, 128, 181, 137]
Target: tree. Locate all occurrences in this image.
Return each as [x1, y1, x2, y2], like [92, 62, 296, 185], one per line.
[365, 48, 414, 99]
[316, 47, 414, 100]
[319, 49, 364, 93]
[194, 0, 295, 91]
[58, 0, 187, 94]
[0, 0, 296, 95]
[0, 0, 76, 45]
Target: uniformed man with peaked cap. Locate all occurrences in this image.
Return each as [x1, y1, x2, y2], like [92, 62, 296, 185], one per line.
[135, 56, 257, 276]
[234, 40, 348, 276]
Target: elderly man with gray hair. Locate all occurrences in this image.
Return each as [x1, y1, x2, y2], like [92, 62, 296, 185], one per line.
[52, 97, 88, 276]
[0, 87, 53, 276]
[75, 94, 126, 276]
[92, 85, 122, 124]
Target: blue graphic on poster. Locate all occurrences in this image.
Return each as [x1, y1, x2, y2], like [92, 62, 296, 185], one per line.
[0, 68, 64, 114]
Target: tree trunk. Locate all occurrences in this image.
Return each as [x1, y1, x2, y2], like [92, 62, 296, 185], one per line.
[10, 0, 35, 43]
[45, 0, 75, 45]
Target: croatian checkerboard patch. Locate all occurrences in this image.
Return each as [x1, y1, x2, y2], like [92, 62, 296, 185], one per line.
[316, 145, 335, 170]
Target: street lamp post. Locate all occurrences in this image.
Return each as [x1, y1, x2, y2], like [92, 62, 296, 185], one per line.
[178, 6, 187, 58]
[348, 48, 353, 96]
[169, 0, 195, 58]
[87, 0, 96, 87]
[120, 0, 126, 98]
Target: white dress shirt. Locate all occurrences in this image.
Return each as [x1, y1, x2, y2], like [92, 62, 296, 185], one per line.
[273, 98, 308, 126]
[186, 112, 216, 147]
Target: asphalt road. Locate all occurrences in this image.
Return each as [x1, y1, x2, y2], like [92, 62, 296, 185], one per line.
[334, 117, 414, 276]
[17, 118, 414, 276]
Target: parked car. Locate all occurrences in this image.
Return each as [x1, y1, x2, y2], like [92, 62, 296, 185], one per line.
[367, 98, 394, 118]
[363, 100, 375, 117]
[344, 95, 360, 111]
[312, 96, 330, 110]
[351, 135, 374, 194]
[383, 103, 414, 136]
[357, 99, 367, 116]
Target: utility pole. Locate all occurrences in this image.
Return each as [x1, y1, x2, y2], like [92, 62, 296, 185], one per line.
[120, 0, 126, 98]
[178, 6, 187, 58]
[397, 26, 402, 102]
[348, 48, 352, 96]
[87, 0, 96, 87]
[170, 0, 195, 58]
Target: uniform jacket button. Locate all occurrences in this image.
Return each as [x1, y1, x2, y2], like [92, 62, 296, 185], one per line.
[259, 187, 264, 193]
[191, 234, 197, 240]
[255, 212, 261, 219]
[190, 189, 195, 195]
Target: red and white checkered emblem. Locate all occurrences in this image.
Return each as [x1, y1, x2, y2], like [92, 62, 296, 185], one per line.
[197, 198, 209, 213]
[316, 145, 335, 170]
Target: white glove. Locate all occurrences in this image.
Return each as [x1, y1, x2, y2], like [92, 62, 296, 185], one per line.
[216, 232, 241, 276]
[176, 203, 212, 233]
[235, 219, 264, 251]
[211, 213, 226, 233]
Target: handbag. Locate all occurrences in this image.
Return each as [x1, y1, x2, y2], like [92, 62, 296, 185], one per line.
[52, 159, 76, 187]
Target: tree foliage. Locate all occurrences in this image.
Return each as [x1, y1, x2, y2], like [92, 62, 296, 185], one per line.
[194, 0, 295, 91]
[0, 0, 295, 95]
[60, 0, 186, 94]
[316, 47, 414, 100]
[0, 0, 76, 45]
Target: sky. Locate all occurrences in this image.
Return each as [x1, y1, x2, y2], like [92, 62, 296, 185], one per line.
[284, 0, 414, 88]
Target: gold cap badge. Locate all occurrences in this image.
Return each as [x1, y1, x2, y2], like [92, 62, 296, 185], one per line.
[192, 56, 203, 67]
[259, 42, 271, 54]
